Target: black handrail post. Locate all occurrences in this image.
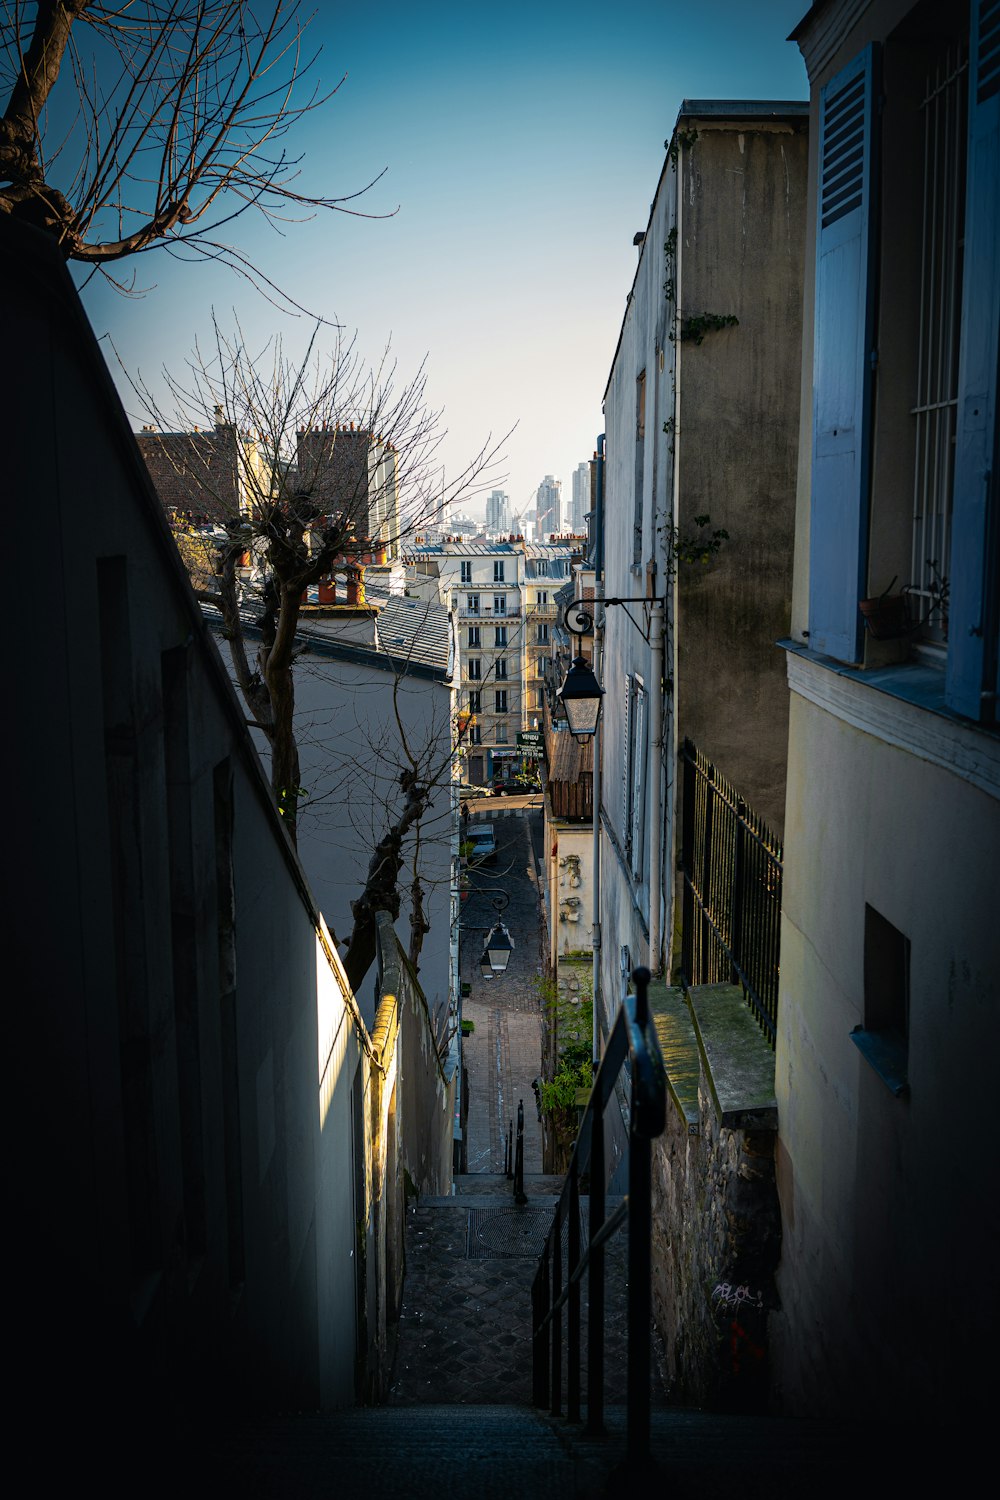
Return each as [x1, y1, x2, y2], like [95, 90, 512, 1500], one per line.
[551, 1212, 562, 1416]
[567, 1159, 581, 1422]
[506, 1118, 513, 1179]
[681, 738, 696, 984]
[700, 762, 715, 981]
[585, 1103, 606, 1435]
[731, 797, 746, 987]
[514, 1099, 527, 1205]
[627, 967, 653, 1470]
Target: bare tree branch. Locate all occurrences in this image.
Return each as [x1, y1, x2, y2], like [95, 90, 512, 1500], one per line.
[0, 2, 390, 310]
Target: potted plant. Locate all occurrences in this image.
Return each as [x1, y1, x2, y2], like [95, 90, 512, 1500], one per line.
[859, 576, 912, 640]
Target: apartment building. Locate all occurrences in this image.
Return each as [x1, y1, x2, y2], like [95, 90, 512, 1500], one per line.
[404, 535, 580, 785]
[405, 539, 525, 785]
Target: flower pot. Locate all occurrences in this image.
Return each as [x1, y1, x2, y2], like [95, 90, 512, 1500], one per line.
[859, 592, 910, 640]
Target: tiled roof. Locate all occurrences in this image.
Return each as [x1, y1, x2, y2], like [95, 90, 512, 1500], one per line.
[374, 595, 452, 673]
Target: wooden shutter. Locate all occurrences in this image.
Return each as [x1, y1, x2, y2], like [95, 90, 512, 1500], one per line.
[947, 0, 1000, 719]
[630, 684, 648, 878]
[808, 45, 877, 663]
[622, 674, 632, 846]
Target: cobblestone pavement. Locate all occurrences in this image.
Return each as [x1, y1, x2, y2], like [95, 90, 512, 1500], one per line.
[391, 812, 667, 1410]
[461, 811, 546, 1174]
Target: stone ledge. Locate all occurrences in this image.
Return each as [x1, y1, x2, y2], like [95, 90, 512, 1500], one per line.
[648, 980, 701, 1135]
[687, 983, 777, 1130]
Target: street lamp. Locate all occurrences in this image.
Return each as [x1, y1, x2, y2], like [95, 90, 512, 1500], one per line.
[479, 920, 514, 978]
[557, 653, 604, 743]
[471, 891, 515, 979]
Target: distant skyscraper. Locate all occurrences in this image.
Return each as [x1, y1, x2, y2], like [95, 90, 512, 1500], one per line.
[570, 463, 590, 532]
[535, 475, 561, 539]
[485, 489, 512, 534]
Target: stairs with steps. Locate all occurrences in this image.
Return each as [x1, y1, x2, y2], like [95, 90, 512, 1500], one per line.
[189, 1185, 933, 1496]
[390, 1172, 642, 1408]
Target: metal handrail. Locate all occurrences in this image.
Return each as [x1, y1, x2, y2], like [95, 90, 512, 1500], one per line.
[531, 967, 665, 1468]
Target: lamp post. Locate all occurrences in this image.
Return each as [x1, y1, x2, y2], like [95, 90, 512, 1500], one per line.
[469, 890, 515, 980]
[555, 595, 667, 998]
[557, 652, 604, 743]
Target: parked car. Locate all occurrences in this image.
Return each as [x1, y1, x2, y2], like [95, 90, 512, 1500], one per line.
[458, 781, 489, 799]
[463, 824, 497, 865]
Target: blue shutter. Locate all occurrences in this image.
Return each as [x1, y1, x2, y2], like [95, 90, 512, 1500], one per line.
[808, 45, 877, 663]
[946, 0, 1000, 719]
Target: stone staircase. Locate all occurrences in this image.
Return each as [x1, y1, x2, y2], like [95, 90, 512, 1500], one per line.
[192, 1173, 904, 1497]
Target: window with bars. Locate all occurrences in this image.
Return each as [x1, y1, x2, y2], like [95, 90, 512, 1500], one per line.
[910, 44, 968, 641]
[634, 371, 646, 566]
[622, 675, 648, 876]
[466, 594, 480, 615]
[807, 6, 998, 721]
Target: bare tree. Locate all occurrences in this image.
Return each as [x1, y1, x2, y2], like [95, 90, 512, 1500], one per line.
[0, 2, 378, 303]
[129, 318, 504, 846]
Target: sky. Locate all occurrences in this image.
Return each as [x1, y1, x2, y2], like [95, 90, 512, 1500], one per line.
[79, 0, 810, 529]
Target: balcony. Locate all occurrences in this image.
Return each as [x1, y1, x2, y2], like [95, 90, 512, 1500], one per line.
[458, 604, 521, 619]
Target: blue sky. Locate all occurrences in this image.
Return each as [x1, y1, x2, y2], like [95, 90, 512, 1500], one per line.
[82, 0, 809, 527]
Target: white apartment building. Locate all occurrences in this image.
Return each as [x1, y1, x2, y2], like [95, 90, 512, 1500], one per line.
[405, 536, 579, 785]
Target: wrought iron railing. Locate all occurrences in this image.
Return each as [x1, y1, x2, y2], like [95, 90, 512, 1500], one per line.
[679, 737, 783, 1044]
[531, 968, 665, 1468]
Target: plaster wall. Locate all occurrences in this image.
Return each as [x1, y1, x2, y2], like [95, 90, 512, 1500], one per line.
[7, 223, 379, 1444]
[772, 684, 1000, 1419]
[279, 650, 457, 1029]
[546, 820, 594, 962]
[676, 121, 808, 835]
[599, 152, 676, 1018]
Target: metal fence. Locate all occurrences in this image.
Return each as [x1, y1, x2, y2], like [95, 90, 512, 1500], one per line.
[679, 738, 783, 1045]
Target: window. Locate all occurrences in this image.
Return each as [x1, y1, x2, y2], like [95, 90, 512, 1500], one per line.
[461, 560, 473, 583]
[495, 724, 508, 743]
[622, 674, 648, 876]
[468, 657, 481, 680]
[468, 625, 481, 647]
[494, 560, 505, 582]
[495, 658, 508, 680]
[537, 590, 549, 607]
[466, 594, 480, 615]
[469, 690, 481, 713]
[494, 594, 506, 616]
[807, 12, 998, 720]
[495, 625, 507, 647]
[470, 723, 482, 745]
[909, 43, 967, 644]
[495, 689, 508, 713]
[634, 370, 646, 565]
[850, 905, 910, 1096]
[537, 560, 549, 577]
[536, 622, 549, 644]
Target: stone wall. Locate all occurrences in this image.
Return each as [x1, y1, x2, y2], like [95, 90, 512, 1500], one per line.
[649, 984, 780, 1411]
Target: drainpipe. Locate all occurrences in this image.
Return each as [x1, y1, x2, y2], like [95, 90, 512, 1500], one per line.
[648, 599, 665, 975]
[591, 433, 605, 1071]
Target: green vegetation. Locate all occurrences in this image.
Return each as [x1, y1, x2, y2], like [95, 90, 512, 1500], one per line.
[680, 312, 740, 345]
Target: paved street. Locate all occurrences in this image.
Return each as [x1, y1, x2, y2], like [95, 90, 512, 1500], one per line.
[460, 809, 547, 1174]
